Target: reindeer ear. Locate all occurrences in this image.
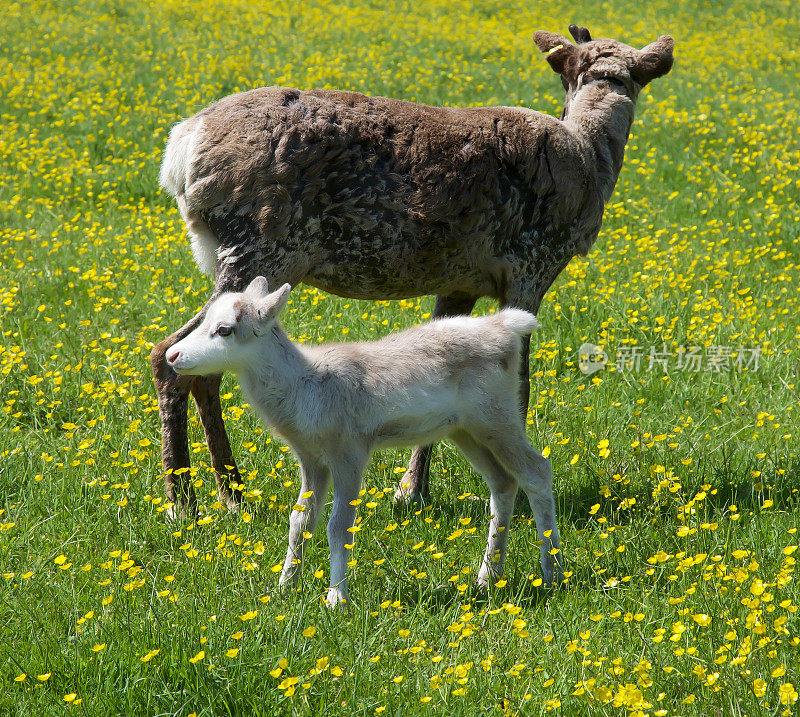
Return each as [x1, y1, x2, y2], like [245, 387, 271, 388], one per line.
[533, 31, 578, 75]
[633, 35, 674, 85]
[254, 283, 291, 329]
[244, 276, 270, 299]
[568, 24, 592, 43]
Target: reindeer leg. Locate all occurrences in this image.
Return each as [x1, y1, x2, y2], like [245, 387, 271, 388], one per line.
[154, 194, 305, 518]
[516, 333, 532, 422]
[394, 293, 477, 505]
[151, 247, 259, 518]
[151, 312, 207, 519]
[190, 374, 244, 512]
[504, 262, 570, 428]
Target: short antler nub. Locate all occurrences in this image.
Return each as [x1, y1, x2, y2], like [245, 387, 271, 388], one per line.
[569, 24, 592, 43]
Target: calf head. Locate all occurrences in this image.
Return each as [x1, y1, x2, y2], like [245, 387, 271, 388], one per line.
[533, 25, 674, 119]
[167, 277, 292, 375]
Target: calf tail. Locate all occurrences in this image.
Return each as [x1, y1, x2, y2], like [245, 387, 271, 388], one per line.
[500, 308, 540, 336]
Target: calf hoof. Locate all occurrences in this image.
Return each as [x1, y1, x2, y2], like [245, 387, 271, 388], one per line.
[279, 579, 299, 597]
[472, 581, 490, 600]
[475, 572, 505, 592]
[541, 566, 565, 591]
[325, 587, 350, 610]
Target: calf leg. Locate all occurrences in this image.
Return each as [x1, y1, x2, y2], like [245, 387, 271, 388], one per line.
[394, 293, 477, 504]
[514, 447, 561, 586]
[326, 447, 369, 608]
[473, 422, 562, 586]
[280, 452, 331, 589]
[450, 431, 519, 587]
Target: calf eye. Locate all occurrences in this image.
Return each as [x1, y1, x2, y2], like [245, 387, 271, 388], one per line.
[216, 325, 234, 337]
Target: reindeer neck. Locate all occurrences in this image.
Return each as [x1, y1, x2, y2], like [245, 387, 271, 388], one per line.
[565, 83, 636, 202]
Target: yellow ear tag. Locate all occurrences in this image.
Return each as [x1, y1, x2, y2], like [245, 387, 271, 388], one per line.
[548, 44, 564, 55]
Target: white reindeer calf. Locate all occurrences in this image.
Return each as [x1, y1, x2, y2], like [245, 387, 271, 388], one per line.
[167, 277, 561, 607]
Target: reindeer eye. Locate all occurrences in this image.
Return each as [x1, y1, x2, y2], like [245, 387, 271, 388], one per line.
[216, 325, 234, 337]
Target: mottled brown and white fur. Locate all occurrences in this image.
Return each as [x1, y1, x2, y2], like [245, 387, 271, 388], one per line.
[167, 277, 561, 607]
[152, 25, 674, 516]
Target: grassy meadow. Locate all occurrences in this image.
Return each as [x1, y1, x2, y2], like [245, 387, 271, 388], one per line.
[1, 0, 799, 714]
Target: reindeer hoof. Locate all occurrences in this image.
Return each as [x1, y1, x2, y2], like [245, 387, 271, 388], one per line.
[222, 496, 242, 514]
[164, 502, 197, 522]
[393, 472, 427, 506]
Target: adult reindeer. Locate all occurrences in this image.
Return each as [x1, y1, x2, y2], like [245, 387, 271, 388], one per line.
[152, 25, 674, 516]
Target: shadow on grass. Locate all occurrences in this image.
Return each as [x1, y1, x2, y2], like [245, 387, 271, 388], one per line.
[390, 452, 791, 514]
[386, 461, 797, 536]
[550, 455, 796, 530]
[205, 455, 799, 616]
[376, 576, 557, 614]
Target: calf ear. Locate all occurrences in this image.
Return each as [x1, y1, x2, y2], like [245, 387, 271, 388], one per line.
[633, 35, 674, 85]
[533, 31, 578, 75]
[245, 276, 270, 299]
[255, 283, 292, 327]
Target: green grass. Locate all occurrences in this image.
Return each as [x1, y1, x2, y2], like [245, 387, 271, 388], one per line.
[1, 0, 798, 714]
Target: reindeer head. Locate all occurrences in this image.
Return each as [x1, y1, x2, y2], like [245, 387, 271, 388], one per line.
[167, 277, 292, 375]
[533, 25, 674, 119]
